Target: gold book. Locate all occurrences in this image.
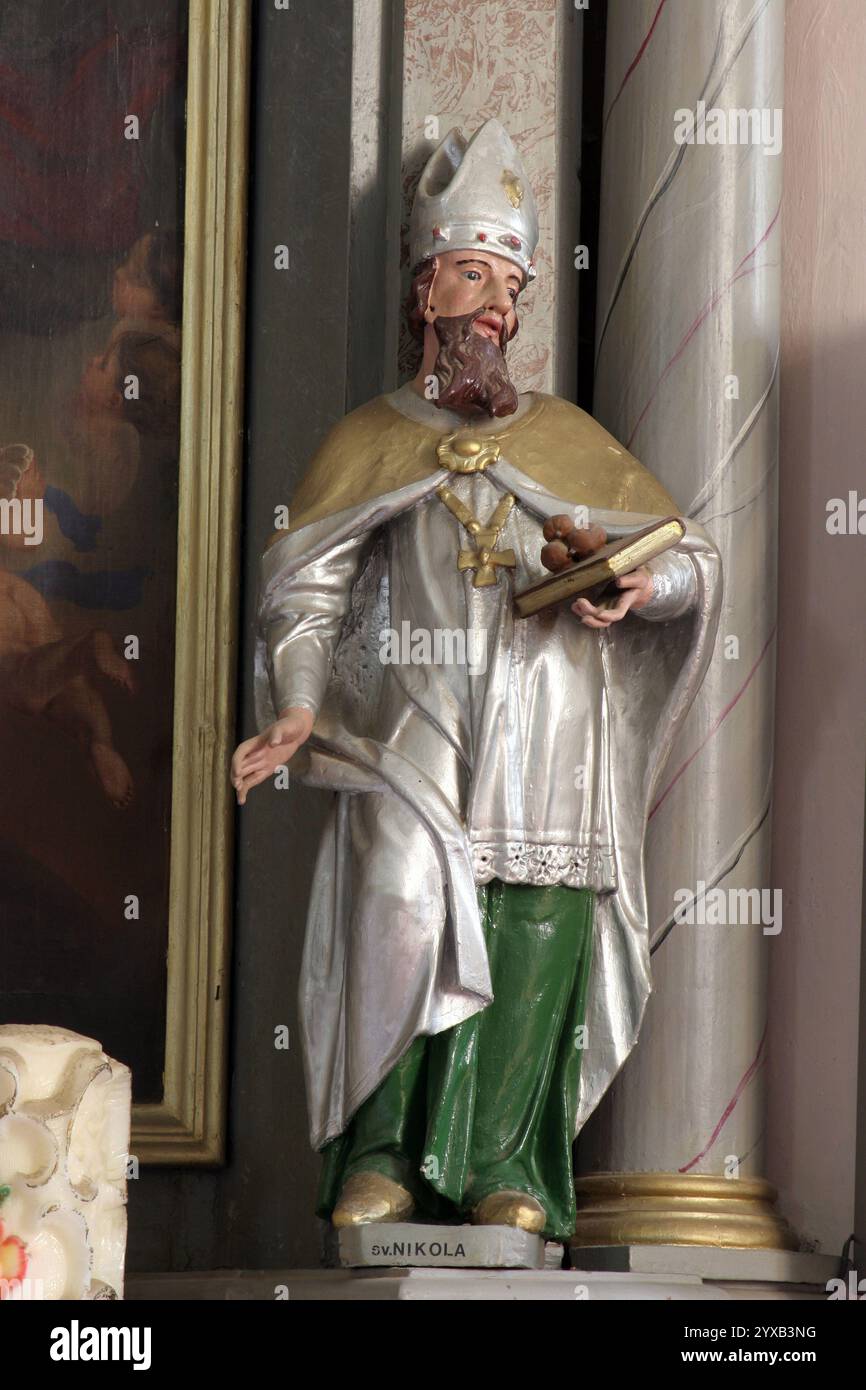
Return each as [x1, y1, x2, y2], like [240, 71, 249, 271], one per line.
[514, 516, 686, 619]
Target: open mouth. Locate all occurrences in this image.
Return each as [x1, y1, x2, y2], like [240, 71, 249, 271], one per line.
[471, 313, 504, 343]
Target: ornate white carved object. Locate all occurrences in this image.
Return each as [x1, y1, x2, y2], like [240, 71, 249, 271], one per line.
[0, 1025, 130, 1300]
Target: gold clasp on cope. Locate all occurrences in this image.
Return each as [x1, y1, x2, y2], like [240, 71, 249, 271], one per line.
[436, 431, 502, 474]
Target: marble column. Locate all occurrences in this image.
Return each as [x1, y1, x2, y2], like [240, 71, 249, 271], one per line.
[574, 0, 793, 1249]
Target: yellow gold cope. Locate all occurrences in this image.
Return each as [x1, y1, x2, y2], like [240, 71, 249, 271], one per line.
[272, 393, 679, 544]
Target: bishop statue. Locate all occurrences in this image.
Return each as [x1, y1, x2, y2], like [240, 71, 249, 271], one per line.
[232, 120, 722, 1239]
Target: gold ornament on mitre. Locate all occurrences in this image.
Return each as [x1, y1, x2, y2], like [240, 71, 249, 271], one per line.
[501, 170, 524, 209]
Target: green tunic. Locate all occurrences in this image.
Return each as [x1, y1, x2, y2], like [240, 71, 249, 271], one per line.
[315, 881, 595, 1240]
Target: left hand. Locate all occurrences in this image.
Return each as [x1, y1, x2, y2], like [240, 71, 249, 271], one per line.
[571, 567, 654, 628]
[539, 515, 655, 629]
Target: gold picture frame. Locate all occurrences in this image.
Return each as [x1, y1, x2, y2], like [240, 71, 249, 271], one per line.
[132, 0, 249, 1164]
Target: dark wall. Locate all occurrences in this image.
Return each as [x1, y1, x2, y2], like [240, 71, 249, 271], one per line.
[128, 0, 356, 1273]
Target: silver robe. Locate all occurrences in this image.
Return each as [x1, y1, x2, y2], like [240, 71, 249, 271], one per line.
[254, 392, 723, 1149]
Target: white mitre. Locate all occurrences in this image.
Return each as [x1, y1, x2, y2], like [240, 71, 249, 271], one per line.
[410, 118, 539, 282]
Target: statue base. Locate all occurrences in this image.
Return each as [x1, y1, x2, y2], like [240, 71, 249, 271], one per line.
[328, 1222, 561, 1270]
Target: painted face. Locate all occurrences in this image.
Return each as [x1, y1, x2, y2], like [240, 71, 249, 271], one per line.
[79, 350, 123, 416]
[424, 248, 523, 342]
[113, 264, 158, 319]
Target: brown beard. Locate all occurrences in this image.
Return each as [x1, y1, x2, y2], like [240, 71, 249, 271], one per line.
[431, 310, 518, 418]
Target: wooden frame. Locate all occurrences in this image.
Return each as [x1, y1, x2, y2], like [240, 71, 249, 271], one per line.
[132, 0, 249, 1163]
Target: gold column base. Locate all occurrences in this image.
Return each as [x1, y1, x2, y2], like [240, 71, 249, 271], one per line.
[571, 1172, 798, 1251]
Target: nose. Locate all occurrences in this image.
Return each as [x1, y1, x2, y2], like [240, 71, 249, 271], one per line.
[485, 275, 515, 319]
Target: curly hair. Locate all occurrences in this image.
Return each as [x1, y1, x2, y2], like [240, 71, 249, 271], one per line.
[405, 258, 439, 341]
[122, 230, 182, 322]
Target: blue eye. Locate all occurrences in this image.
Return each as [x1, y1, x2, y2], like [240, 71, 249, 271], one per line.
[462, 270, 481, 281]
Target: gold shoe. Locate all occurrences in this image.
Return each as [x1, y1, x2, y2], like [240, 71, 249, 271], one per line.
[471, 1189, 546, 1234]
[331, 1171, 415, 1228]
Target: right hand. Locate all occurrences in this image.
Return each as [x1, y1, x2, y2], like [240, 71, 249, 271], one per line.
[231, 706, 314, 805]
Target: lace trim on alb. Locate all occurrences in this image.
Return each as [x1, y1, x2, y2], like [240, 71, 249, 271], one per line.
[471, 841, 617, 890]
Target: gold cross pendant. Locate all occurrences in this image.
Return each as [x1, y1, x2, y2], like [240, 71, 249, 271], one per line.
[437, 484, 517, 587]
[457, 530, 517, 587]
